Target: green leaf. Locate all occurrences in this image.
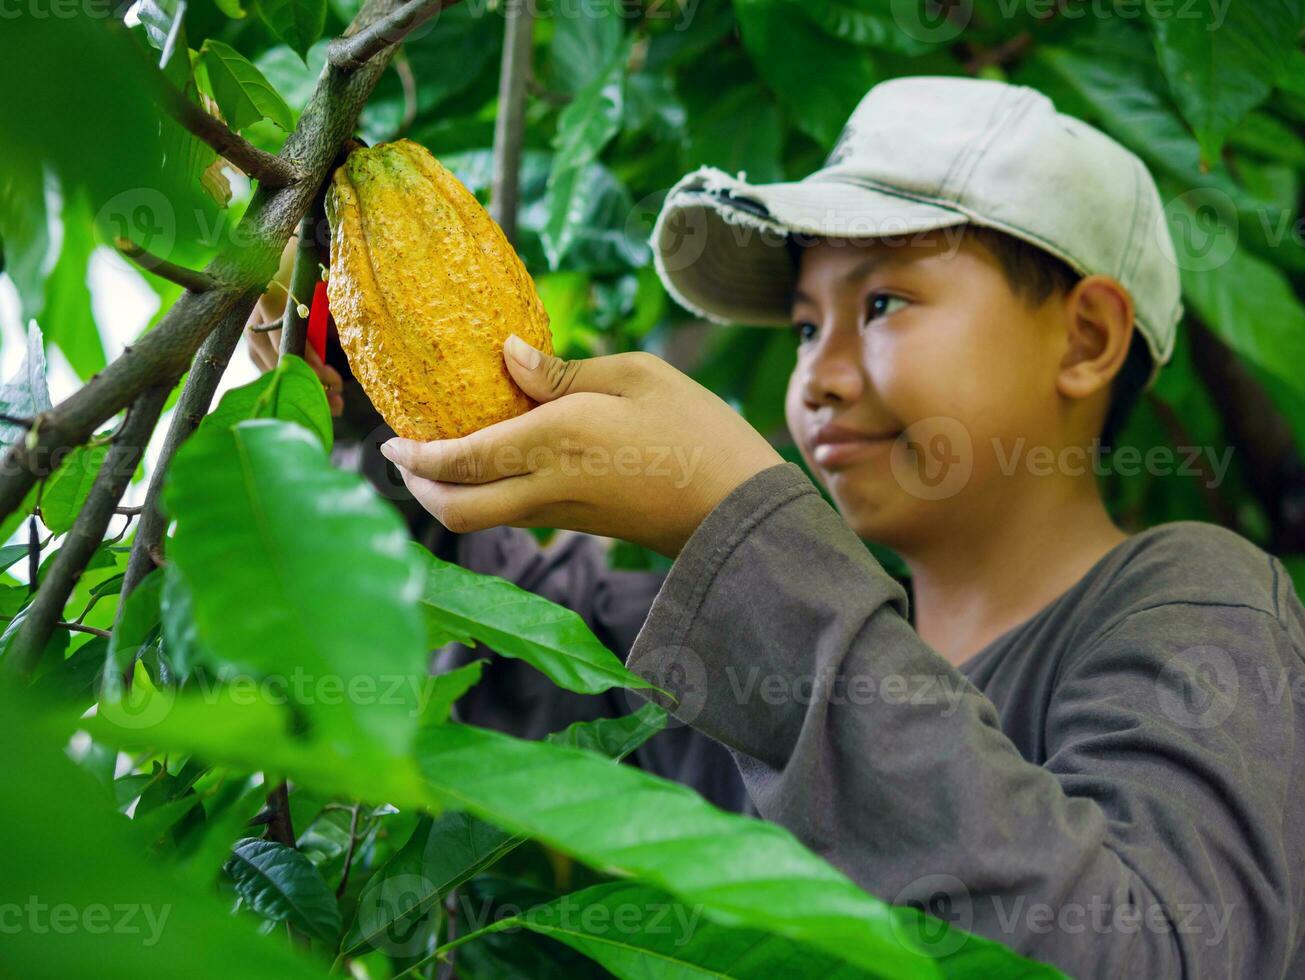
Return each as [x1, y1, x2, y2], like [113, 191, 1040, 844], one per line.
[200, 39, 296, 133]
[41, 190, 107, 380]
[419, 660, 487, 727]
[107, 568, 165, 676]
[1167, 196, 1305, 443]
[225, 837, 342, 941]
[414, 548, 656, 696]
[200, 354, 333, 451]
[41, 441, 110, 534]
[735, 0, 875, 146]
[549, 0, 626, 94]
[804, 0, 935, 55]
[0, 322, 53, 451]
[414, 723, 1057, 978]
[543, 40, 631, 269]
[160, 562, 203, 681]
[683, 84, 784, 183]
[0, 682, 326, 979]
[342, 707, 665, 959]
[545, 701, 667, 759]
[451, 880, 871, 979]
[0, 543, 30, 574]
[0, 158, 51, 323]
[341, 812, 517, 958]
[1146, 0, 1304, 163]
[258, 0, 328, 63]
[162, 419, 427, 755]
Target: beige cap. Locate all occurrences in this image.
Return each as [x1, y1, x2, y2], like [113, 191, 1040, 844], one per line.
[651, 75, 1182, 382]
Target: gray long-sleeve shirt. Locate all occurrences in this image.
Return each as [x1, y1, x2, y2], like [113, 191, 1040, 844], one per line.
[345, 401, 1305, 977]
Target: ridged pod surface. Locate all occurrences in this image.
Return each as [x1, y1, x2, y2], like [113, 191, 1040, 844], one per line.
[325, 139, 554, 441]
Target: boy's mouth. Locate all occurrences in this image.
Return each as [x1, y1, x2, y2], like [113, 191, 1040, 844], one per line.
[810, 423, 902, 469]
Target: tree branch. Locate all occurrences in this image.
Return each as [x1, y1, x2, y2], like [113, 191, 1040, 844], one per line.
[5, 383, 172, 679]
[161, 81, 305, 189]
[115, 237, 221, 293]
[264, 781, 296, 847]
[490, 0, 534, 246]
[328, 0, 463, 70]
[57, 621, 112, 639]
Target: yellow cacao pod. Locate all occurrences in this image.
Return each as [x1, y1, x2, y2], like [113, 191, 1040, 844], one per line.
[325, 139, 553, 441]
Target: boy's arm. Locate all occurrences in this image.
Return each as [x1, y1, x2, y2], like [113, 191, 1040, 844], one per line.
[627, 462, 1299, 978]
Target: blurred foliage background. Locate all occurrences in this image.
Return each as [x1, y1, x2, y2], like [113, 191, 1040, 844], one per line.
[2, 0, 1305, 587]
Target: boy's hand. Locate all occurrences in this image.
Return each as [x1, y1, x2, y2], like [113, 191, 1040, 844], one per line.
[242, 236, 345, 417]
[380, 335, 784, 557]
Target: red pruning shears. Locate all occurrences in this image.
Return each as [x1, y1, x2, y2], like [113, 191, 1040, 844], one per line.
[307, 279, 330, 363]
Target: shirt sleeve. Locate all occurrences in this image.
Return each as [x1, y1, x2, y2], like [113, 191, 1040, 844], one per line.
[626, 461, 1299, 978]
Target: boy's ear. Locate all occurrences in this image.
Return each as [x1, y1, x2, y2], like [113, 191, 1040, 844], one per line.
[1056, 275, 1134, 401]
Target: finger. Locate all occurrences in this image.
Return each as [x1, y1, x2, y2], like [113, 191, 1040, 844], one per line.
[396, 466, 542, 534]
[379, 405, 567, 484]
[501, 335, 662, 403]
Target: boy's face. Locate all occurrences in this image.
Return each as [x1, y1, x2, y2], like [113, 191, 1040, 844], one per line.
[784, 230, 1071, 552]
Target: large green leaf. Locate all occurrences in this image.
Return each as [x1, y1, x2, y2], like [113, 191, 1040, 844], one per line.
[340, 705, 667, 959]
[414, 547, 656, 696]
[683, 84, 784, 182]
[543, 39, 631, 269]
[448, 880, 868, 979]
[1146, 0, 1305, 163]
[549, 0, 626, 94]
[734, 0, 875, 146]
[162, 419, 427, 755]
[413, 723, 1058, 978]
[0, 683, 326, 979]
[200, 354, 333, 451]
[200, 39, 296, 133]
[226, 837, 342, 941]
[258, 0, 328, 64]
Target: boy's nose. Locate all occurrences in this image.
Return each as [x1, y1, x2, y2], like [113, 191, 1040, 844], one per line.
[799, 334, 865, 409]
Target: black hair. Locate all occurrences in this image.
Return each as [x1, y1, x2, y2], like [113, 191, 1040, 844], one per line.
[785, 226, 1152, 449]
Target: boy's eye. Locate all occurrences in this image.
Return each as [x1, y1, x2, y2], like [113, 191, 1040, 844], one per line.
[792, 321, 819, 344]
[867, 293, 908, 321]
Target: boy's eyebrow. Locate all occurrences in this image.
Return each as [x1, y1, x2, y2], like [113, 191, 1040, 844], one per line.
[789, 253, 899, 309]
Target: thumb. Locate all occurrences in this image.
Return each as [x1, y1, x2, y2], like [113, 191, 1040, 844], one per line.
[503, 333, 630, 402]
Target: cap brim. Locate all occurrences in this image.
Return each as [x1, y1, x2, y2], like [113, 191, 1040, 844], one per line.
[652, 167, 968, 327]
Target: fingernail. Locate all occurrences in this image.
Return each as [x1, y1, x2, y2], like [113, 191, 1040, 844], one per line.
[380, 440, 397, 462]
[505, 333, 541, 370]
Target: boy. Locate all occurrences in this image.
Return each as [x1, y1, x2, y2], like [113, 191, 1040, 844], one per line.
[252, 77, 1305, 976]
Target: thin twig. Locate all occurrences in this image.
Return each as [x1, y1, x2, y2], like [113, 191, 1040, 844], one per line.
[56, 621, 112, 639]
[490, 0, 534, 245]
[392, 49, 418, 138]
[328, 0, 463, 70]
[114, 238, 221, 294]
[335, 804, 362, 899]
[0, 412, 33, 428]
[160, 80, 305, 189]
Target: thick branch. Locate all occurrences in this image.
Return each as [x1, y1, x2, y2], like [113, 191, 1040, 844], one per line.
[490, 0, 534, 246]
[0, 0, 410, 527]
[5, 384, 172, 679]
[328, 0, 462, 70]
[115, 237, 221, 293]
[119, 296, 260, 601]
[162, 82, 305, 189]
